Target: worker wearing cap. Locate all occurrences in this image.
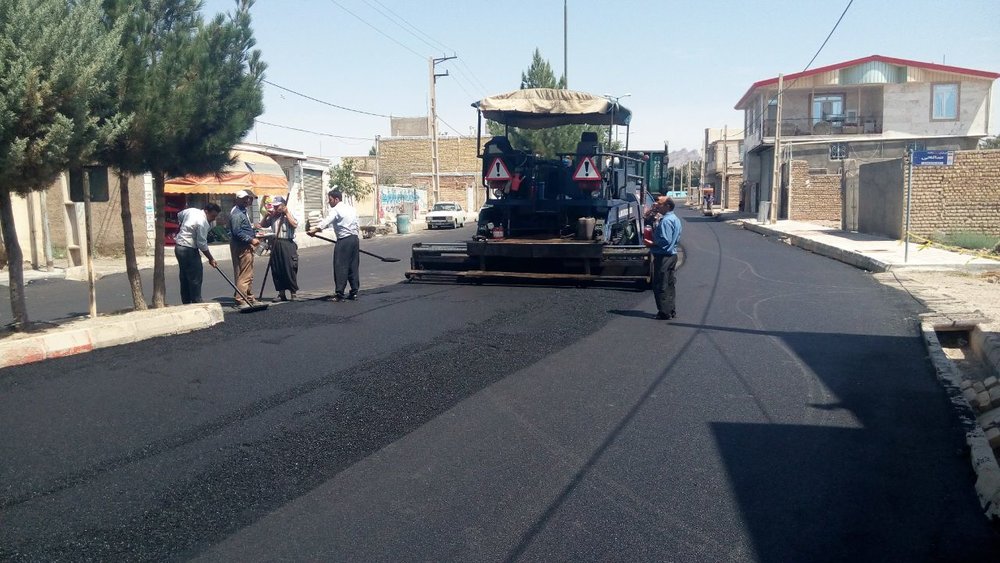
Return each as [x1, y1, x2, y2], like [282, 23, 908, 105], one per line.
[228, 189, 261, 308]
[260, 195, 299, 301]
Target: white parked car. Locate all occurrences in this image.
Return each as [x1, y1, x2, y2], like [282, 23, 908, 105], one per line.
[426, 202, 466, 229]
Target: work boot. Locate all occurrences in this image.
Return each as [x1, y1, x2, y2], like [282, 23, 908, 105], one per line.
[348, 291, 358, 301]
[331, 293, 345, 302]
[276, 291, 287, 302]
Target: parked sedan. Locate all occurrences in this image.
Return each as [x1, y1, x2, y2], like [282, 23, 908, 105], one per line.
[426, 202, 466, 229]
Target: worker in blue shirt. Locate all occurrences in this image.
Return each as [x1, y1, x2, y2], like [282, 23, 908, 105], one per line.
[651, 197, 682, 320]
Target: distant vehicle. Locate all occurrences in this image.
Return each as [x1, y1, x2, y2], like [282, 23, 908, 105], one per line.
[426, 202, 465, 229]
[665, 190, 687, 199]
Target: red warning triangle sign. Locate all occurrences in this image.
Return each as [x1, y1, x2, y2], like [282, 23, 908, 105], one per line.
[573, 156, 601, 181]
[486, 158, 512, 181]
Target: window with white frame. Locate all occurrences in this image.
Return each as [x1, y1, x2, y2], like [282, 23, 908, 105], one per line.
[931, 83, 959, 120]
[812, 93, 845, 125]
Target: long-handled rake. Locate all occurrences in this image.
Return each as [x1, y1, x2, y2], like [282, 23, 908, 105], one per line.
[215, 266, 270, 313]
[310, 233, 401, 262]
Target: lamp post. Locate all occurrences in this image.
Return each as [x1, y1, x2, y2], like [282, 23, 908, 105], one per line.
[603, 93, 631, 146]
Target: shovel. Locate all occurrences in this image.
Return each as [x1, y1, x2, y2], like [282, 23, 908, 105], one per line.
[215, 266, 270, 313]
[310, 233, 401, 262]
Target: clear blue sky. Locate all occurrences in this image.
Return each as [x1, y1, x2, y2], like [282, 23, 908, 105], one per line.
[201, 0, 1000, 160]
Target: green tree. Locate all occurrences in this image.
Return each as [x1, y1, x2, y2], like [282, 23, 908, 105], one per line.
[100, 0, 208, 310]
[980, 136, 1000, 150]
[330, 158, 373, 201]
[139, 0, 265, 307]
[486, 48, 611, 158]
[0, 0, 126, 328]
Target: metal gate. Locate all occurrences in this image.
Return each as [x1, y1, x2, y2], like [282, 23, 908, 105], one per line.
[303, 168, 324, 227]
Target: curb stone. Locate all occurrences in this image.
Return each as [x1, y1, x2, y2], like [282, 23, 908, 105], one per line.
[738, 221, 890, 272]
[0, 303, 224, 370]
[922, 320, 1000, 521]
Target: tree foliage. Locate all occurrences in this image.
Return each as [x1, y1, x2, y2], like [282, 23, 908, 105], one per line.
[980, 136, 1000, 150]
[0, 0, 126, 327]
[133, 0, 265, 307]
[486, 48, 611, 158]
[330, 158, 373, 201]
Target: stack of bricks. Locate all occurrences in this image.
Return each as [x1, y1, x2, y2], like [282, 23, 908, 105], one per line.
[787, 159, 842, 222]
[905, 149, 1000, 238]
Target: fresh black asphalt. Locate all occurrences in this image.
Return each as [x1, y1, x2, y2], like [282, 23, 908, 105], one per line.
[1, 209, 998, 561]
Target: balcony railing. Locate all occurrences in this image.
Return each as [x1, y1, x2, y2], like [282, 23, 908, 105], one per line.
[761, 116, 882, 137]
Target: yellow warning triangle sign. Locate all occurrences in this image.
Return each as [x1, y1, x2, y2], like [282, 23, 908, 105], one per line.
[486, 158, 512, 181]
[573, 156, 601, 181]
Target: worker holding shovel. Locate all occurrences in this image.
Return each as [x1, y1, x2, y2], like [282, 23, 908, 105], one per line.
[308, 188, 360, 301]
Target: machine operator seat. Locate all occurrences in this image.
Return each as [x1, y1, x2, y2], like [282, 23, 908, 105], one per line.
[575, 131, 601, 156]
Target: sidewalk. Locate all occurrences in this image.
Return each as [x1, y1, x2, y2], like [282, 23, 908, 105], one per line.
[731, 214, 1000, 273]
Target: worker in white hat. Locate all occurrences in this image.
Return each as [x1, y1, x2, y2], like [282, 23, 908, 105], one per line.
[228, 189, 261, 308]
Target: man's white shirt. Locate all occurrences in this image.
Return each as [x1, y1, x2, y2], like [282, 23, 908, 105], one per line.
[316, 202, 359, 239]
[175, 208, 210, 251]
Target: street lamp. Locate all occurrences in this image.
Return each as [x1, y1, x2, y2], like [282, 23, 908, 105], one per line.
[603, 93, 631, 146]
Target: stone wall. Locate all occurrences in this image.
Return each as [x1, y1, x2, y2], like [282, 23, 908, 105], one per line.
[724, 173, 743, 209]
[788, 159, 842, 222]
[906, 149, 1000, 238]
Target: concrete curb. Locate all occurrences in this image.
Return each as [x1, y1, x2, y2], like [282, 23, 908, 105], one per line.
[738, 220, 890, 272]
[922, 321, 1000, 521]
[0, 303, 224, 370]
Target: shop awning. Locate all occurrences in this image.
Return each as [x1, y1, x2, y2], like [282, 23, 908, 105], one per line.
[473, 88, 632, 129]
[164, 150, 288, 196]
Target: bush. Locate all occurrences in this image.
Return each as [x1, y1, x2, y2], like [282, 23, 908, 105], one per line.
[933, 231, 1000, 251]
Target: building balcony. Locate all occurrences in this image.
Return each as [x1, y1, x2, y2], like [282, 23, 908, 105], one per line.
[762, 115, 882, 138]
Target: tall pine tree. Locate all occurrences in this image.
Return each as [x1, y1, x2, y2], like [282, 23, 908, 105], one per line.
[0, 0, 125, 328]
[135, 0, 265, 307]
[487, 48, 610, 158]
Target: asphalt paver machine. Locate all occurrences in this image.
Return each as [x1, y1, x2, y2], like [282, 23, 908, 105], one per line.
[407, 88, 653, 287]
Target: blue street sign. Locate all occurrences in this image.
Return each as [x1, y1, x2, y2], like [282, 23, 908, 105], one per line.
[912, 150, 955, 166]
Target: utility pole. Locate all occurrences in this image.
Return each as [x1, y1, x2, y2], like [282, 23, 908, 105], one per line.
[722, 125, 728, 210]
[770, 73, 784, 224]
[563, 0, 568, 87]
[429, 55, 456, 205]
[700, 130, 707, 206]
[374, 135, 381, 221]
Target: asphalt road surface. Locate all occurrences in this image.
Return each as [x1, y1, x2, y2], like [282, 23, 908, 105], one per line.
[2, 210, 998, 561]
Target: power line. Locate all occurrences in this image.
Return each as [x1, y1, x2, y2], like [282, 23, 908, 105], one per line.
[327, 0, 425, 60]
[364, 0, 491, 95]
[362, 0, 446, 55]
[437, 115, 466, 137]
[255, 119, 373, 141]
[727, 0, 855, 139]
[263, 79, 391, 118]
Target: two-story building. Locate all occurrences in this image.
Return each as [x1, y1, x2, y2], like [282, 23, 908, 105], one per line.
[736, 55, 998, 221]
[702, 127, 744, 210]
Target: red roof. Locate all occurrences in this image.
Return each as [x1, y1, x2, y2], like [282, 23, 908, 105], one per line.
[734, 55, 1000, 109]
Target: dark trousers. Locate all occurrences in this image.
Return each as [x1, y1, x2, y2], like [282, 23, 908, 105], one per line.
[652, 253, 678, 315]
[333, 234, 360, 295]
[269, 238, 299, 293]
[175, 245, 203, 304]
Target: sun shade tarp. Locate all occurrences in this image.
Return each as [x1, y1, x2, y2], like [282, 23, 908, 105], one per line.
[165, 150, 288, 196]
[473, 88, 632, 129]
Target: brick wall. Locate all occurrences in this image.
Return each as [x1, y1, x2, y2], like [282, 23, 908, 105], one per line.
[789, 160, 842, 221]
[906, 149, 1000, 237]
[373, 136, 481, 185]
[724, 173, 742, 209]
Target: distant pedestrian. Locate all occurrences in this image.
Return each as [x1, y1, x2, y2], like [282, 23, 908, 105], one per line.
[260, 195, 299, 301]
[308, 188, 360, 301]
[228, 189, 261, 309]
[651, 197, 682, 320]
[174, 203, 220, 304]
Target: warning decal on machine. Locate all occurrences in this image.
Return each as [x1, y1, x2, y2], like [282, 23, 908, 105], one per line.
[573, 156, 600, 181]
[486, 158, 512, 181]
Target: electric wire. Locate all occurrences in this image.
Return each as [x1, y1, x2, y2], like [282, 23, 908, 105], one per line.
[327, 0, 426, 60]
[362, 0, 446, 55]
[263, 79, 391, 118]
[255, 119, 373, 141]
